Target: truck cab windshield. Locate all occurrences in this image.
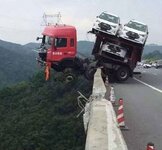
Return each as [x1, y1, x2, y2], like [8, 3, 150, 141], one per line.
[38, 36, 53, 52]
[43, 36, 53, 46]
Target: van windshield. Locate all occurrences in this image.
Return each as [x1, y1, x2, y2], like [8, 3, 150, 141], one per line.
[126, 21, 147, 32]
[99, 13, 119, 24]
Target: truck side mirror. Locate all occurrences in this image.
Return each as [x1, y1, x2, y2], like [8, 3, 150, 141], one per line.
[36, 37, 43, 41]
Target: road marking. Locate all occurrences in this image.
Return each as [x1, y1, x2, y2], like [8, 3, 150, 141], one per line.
[134, 77, 162, 94]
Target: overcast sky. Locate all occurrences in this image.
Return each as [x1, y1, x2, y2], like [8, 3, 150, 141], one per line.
[0, 0, 161, 45]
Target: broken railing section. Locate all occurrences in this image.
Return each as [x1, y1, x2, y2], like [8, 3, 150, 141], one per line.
[83, 69, 128, 150]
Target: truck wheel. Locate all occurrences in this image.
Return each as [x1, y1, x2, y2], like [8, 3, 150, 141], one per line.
[63, 68, 76, 82]
[65, 74, 75, 83]
[116, 67, 130, 82]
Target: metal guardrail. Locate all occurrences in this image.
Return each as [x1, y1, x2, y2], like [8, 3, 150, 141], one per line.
[84, 69, 128, 150]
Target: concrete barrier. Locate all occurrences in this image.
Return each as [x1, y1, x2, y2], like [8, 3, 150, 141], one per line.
[84, 69, 128, 150]
[92, 69, 106, 99]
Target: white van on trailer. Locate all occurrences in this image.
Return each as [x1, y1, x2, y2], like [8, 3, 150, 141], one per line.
[92, 12, 121, 36]
[119, 20, 148, 45]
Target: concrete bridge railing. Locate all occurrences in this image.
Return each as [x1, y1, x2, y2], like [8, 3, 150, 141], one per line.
[84, 69, 128, 150]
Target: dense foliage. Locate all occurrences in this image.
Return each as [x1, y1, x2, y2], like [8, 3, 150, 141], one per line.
[0, 71, 92, 150]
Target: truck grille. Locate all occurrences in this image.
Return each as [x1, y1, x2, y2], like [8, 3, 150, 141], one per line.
[126, 31, 139, 40]
[99, 23, 111, 31]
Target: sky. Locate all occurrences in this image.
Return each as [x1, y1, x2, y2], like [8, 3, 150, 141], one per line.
[0, 0, 161, 45]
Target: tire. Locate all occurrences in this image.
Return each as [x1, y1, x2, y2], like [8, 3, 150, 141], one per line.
[65, 74, 75, 83]
[63, 68, 76, 82]
[116, 66, 130, 82]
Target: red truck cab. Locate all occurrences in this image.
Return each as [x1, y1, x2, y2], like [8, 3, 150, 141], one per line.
[38, 25, 78, 79]
[40, 25, 77, 62]
[42, 25, 77, 62]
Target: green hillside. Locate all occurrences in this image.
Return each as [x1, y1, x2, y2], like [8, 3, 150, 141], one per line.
[77, 41, 94, 56]
[143, 50, 162, 61]
[0, 71, 92, 150]
[143, 44, 162, 54]
[0, 40, 37, 88]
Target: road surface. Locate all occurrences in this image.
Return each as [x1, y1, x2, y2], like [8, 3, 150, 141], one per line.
[112, 67, 162, 149]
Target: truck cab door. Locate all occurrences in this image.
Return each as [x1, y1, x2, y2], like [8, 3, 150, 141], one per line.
[53, 37, 75, 61]
[53, 38, 67, 61]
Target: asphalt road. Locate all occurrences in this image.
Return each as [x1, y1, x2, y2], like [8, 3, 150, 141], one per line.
[112, 67, 162, 150]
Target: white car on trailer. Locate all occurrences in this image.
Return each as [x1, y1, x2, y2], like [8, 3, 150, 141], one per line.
[119, 20, 148, 45]
[92, 12, 121, 36]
